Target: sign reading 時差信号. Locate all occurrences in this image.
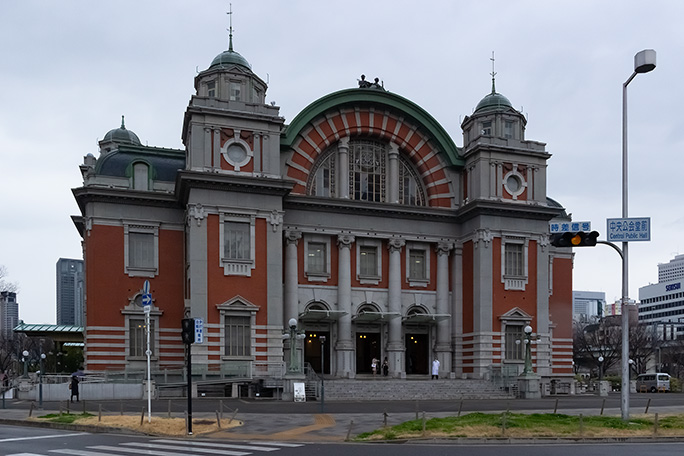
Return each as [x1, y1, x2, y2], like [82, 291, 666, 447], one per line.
[549, 221, 591, 233]
[606, 217, 650, 242]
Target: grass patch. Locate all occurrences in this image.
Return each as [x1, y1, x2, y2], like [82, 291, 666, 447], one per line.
[37, 412, 95, 424]
[355, 412, 684, 441]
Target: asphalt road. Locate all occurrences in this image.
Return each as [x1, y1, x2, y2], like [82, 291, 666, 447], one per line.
[8, 392, 682, 415]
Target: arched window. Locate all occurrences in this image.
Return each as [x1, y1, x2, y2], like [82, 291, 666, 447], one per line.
[310, 150, 336, 197]
[307, 139, 426, 206]
[399, 159, 426, 205]
[133, 162, 149, 191]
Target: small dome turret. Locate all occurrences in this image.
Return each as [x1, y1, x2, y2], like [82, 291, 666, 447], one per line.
[102, 116, 141, 146]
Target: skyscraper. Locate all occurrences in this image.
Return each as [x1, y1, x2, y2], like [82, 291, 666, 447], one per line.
[0, 291, 18, 337]
[56, 258, 84, 326]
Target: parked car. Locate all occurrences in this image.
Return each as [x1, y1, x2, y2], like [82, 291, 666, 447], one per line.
[636, 373, 670, 393]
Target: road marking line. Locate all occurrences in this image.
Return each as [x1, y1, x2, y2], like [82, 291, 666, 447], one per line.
[151, 439, 279, 451]
[0, 432, 86, 443]
[122, 442, 250, 455]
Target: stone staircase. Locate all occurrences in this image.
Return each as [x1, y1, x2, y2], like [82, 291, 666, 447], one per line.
[319, 377, 513, 401]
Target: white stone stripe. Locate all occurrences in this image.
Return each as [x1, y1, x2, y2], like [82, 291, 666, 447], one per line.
[247, 442, 304, 448]
[119, 442, 249, 455]
[152, 439, 279, 451]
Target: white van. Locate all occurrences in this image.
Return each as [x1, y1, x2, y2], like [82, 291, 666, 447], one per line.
[636, 373, 671, 393]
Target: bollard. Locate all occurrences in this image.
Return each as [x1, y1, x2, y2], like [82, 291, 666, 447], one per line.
[66, 400, 70, 414]
[345, 420, 354, 441]
[554, 398, 559, 414]
[228, 408, 238, 424]
[220, 400, 224, 420]
[415, 400, 419, 420]
[28, 402, 35, 418]
[458, 399, 463, 417]
[501, 411, 507, 436]
[168, 400, 171, 418]
[120, 401, 124, 416]
[216, 410, 221, 429]
[140, 407, 146, 426]
[82, 400, 86, 414]
[600, 398, 605, 416]
[645, 398, 651, 414]
[383, 411, 388, 428]
[98, 404, 102, 422]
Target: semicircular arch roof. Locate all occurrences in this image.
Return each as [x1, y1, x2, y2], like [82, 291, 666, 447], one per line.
[281, 88, 463, 167]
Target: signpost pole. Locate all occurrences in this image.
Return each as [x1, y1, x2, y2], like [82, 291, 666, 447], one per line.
[143, 280, 152, 424]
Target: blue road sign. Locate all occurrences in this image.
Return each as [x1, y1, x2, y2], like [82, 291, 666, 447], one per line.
[142, 293, 152, 307]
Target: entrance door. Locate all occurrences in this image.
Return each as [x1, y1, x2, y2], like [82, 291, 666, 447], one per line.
[405, 333, 429, 374]
[304, 332, 330, 374]
[356, 332, 380, 374]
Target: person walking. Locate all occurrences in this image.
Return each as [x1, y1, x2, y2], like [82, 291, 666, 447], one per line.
[382, 357, 389, 377]
[431, 357, 440, 379]
[371, 357, 379, 378]
[69, 375, 80, 402]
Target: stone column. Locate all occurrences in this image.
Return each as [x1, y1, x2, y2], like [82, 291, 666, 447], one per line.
[387, 143, 400, 203]
[335, 234, 355, 377]
[213, 129, 221, 170]
[434, 241, 452, 376]
[283, 230, 301, 326]
[387, 237, 405, 377]
[338, 137, 350, 199]
[451, 245, 464, 377]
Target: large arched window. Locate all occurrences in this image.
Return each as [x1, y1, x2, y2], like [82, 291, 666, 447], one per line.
[307, 138, 426, 206]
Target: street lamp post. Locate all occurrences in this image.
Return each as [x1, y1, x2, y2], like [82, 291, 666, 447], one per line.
[38, 353, 46, 408]
[22, 350, 29, 378]
[286, 318, 305, 373]
[522, 325, 534, 375]
[319, 335, 326, 412]
[598, 356, 604, 383]
[621, 49, 656, 421]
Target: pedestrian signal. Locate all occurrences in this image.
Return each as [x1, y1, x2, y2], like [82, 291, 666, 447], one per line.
[181, 318, 195, 344]
[550, 231, 599, 248]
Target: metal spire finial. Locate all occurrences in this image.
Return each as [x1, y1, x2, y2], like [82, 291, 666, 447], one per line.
[490, 51, 497, 94]
[120, 115, 126, 129]
[227, 3, 234, 51]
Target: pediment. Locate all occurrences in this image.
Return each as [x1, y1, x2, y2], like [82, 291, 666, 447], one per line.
[499, 307, 532, 321]
[216, 295, 260, 312]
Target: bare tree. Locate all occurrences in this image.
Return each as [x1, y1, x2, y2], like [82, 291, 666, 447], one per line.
[0, 265, 19, 293]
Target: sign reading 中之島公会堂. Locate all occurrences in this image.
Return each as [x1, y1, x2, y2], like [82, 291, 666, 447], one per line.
[606, 217, 650, 242]
[549, 221, 591, 233]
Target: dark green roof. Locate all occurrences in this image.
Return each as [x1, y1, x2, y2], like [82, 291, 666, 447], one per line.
[95, 144, 185, 181]
[281, 88, 464, 167]
[13, 323, 84, 333]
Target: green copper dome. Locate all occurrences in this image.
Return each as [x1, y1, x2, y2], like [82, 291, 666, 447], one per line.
[474, 91, 513, 113]
[103, 116, 141, 145]
[209, 48, 252, 70]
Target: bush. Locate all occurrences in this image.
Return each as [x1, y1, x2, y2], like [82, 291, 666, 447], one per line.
[670, 377, 681, 392]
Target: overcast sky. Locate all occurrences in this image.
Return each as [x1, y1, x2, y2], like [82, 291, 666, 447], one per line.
[1, 1, 682, 324]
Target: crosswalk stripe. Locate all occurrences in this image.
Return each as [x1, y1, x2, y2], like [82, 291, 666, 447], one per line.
[151, 439, 280, 451]
[50, 449, 122, 456]
[122, 442, 250, 455]
[246, 442, 304, 448]
[90, 445, 215, 456]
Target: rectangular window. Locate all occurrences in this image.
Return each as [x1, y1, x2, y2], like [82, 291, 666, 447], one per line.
[409, 249, 427, 280]
[133, 163, 149, 191]
[224, 222, 250, 260]
[129, 318, 154, 357]
[230, 81, 241, 101]
[225, 316, 251, 357]
[207, 80, 216, 97]
[308, 242, 327, 274]
[481, 121, 492, 136]
[504, 121, 514, 139]
[359, 246, 378, 277]
[505, 243, 524, 277]
[505, 325, 524, 360]
[129, 232, 155, 268]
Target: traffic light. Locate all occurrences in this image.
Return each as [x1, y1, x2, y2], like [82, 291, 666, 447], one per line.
[181, 318, 195, 344]
[550, 231, 599, 248]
